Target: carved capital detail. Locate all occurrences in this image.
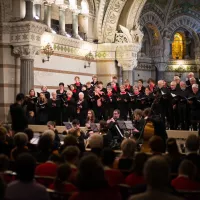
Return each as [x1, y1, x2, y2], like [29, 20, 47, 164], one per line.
[13, 45, 40, 60]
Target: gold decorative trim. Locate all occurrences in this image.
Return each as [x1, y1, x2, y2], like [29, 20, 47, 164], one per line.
[0, 64, 20, 69]
[0, 83, 20, 88]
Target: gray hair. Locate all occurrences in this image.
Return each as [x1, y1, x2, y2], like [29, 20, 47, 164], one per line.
[89, 133, 103, 149]
[14, 132, 28, 147]
[192, 84, 198, 89]
[42, 130, 55, 141]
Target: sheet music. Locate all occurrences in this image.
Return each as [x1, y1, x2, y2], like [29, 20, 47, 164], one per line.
[171, 93, 176, 97]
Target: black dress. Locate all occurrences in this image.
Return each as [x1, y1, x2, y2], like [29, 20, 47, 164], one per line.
[36, 100, 48, 125]
[76, 99, 88, 126]
[48, 98, 61, 125]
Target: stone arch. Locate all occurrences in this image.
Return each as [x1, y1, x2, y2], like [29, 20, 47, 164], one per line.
[140, 12, 164, 34]
[166, 16, 200, 47]
[99, 0, 147, 43]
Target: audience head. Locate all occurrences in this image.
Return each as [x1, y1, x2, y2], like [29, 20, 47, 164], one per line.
[16, 153, 36, 182]
[38, 134, 53, 152]
[63, 135, 77, 148]
[190, 77, 196, 85]
[0, 127, 7, 142]
[101, 148, 116, 167]
[134, 152, 148, 176]
[113, 109, 120, 120]
[143, 108, 151, 118]
[99, 120, 108, 133]
[133, 109, 143, 121]
[178, 160, 197, 180]
[29, 89, 35, 96]
[186, 134, 199, 152]
[24, 128, 34, 142]
[88, 133, 103, 149]
[166, 138, 179, 155]
[14, 132, 28, 148]
[87, 110, 95, 122]
[52, 91, 57, 99]
[62, 146, 80, 164]
[49, 154, 63, 165]
[54, 163, 72, 192]
[149, 136, 165, 154]
[0, 154, 9, 172]
[144, 155, 170, 189]
[42, 130, 55, 141]
[68, 128, 80, 138]
[121, 139, 136, 158]
[76, 154, 106, 191]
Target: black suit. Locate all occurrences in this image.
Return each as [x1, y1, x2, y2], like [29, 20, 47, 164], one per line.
[10, 103, 28, 132]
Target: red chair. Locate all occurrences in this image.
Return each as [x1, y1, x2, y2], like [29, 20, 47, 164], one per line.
[35, 176, 55, 188]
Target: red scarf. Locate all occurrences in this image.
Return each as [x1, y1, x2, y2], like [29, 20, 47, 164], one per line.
[149, 84, 154, 92]
[107, 92, 112, 97]
[67, 97, 71, 101]
[134, 92, 139, 95]
[72, 89, 77, 93]
[76, 82, 80, 86]
[120, 92, 126, 95]
[113, 86, 117, 91]
[126, 85, 131, 90]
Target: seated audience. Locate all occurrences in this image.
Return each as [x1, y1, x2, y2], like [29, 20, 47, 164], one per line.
[129, 156, 181, 200]
[185, 134, 200, 179]
[87, 133, 104, 157]
[36, 134, 56, 163]
[125, 152, 148, 187]
[5, 153, 50, 200]
[114, 139, 136, 171]
[149, 135, 165, 155]
[69, 154, 121, 200]
[11, 132, 29, 161]
[0, 127, 11, 157]
[24, 128, 37, 153]
[2, 124, 14, 149]
[165, 138, 185, 174]
[59, 135, 78, 153]
[101, 148, 124, 186]
[62, 146, 80, 181]
[0, 154, 10, 183]
[49, 163, 77, 193]
[35, 154, 62, 177]
[171, 160, 200, 191]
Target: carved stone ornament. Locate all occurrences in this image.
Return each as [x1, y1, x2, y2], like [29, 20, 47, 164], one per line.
[34, 0, 44, 4]
[13, 45, 41, 59]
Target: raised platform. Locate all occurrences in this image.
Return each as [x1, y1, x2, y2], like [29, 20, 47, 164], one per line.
[28, 125, 198, 139]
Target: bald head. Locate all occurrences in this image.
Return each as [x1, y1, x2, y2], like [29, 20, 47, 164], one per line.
[158, 80, 164, 89]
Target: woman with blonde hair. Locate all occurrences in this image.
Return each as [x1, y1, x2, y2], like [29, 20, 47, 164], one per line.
[36, 93, 48, 125]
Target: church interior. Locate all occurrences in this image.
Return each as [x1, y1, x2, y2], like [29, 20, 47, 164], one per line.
[0, 0, 199, 121]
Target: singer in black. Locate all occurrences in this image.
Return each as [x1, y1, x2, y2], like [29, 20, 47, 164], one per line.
[117, 85, 130, 120]
[188, 84, 200, 131]
[76, 92, 88, 126]
[48, 91, 61, 125]
[41, 85, 50, 99]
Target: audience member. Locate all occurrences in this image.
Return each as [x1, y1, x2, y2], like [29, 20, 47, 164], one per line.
[5, 153, 50, 200]
[11, 132, 29, 161]
[70, 154, 121, 200]
[99, 120, 112, 148]
[129, 156, 181, 200]
[35, 154, 62, 177]
[125, 152, 148, 187]
[149, 135, 165, 155]
[114, 138, 136, 171]
[24, 128, 37, 153]
[59, 135, 78, 153]
[171, 160, 200, 191]
[101, 148, 124, 186]
[165, 138, 185, 174]
[36, 134, 55, 163]
[87, 133, 103, 157]
[49, 163, 77, 193]
[185, 134, 200, 179]
[0, 127, 11, 157]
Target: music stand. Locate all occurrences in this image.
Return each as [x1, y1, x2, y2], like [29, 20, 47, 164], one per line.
[90, 123, 99, 132]
[63, 122, 72, 130]
[124, 121, 134, 129]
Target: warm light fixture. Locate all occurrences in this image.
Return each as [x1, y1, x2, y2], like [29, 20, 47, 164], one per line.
[84, 51, 95, 68]
[42, 43, 54, 63]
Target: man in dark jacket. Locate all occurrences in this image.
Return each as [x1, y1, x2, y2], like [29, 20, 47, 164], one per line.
[10, 93, 28, 133]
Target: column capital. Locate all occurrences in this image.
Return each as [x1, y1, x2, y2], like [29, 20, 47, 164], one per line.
[119, 60, 136, 71]
[13, 45, 40, 60]
[72, 9, 80, 15]
[155, 63, 167, 72]
[59, 4, 68, 11]
[44, 0, 55, 5]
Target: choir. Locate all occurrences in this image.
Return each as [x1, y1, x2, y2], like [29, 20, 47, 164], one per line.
[23, 73, 200, 130]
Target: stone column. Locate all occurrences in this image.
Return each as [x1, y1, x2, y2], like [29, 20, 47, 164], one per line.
[78, 14, 88, 37]
[34, 0, 43, 20]
[72, 10, 79, 39]
[13, 46, 39, 95]
[44, 2, 52, 28]
[156, 63, 167, 81]
[24, 0, 34, 21]
[59, 6, 66, 35]
[122, 70, 133, 85]
[20, 59, 34, 94]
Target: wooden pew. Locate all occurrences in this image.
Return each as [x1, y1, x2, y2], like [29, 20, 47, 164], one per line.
[166, 130, 198, 139]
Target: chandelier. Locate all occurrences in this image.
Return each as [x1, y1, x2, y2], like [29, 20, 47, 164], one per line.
[42, 43, 54, 63]
[84, 51, 95, 68]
